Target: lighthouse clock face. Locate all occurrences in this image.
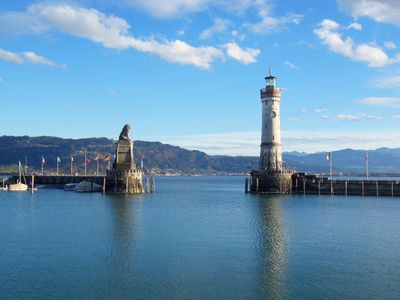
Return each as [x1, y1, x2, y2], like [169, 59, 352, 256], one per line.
[270, 111, 277, 118]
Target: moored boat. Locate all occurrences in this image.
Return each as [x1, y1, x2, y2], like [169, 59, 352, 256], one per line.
[9, 162, 28, 192]
[64, 183, 78, 191]
[74, 181, 102, 193]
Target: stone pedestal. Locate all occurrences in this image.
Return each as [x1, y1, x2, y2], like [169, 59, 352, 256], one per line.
[250, 170, 293, 194]
[113, 140, 136, 171]
[106, 169, 144, 194]
[105, 124, 144, 194]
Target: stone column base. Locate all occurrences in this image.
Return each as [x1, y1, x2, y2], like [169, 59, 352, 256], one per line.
[250, 170, 293, 194]
[105, 170, 144, 194]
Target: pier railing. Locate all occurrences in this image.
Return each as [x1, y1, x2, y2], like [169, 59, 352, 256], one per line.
[291, 175, 400, 197]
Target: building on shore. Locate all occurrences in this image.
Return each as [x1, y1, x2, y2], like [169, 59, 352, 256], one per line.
[250, 70, 293, 194]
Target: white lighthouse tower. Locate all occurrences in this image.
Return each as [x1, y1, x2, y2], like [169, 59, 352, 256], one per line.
[249, 69, 293, 194]
[259, 69, 283, 172]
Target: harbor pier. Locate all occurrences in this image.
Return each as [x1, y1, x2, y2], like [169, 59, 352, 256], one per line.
[6, 174, 155, 193]
[291, 173, 400, 197]
[246, 173, 400, 197]
[9, 174, 105, 187]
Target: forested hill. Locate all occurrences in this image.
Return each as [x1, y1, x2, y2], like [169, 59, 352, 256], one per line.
[0, 135, 400, 175]
[0, 136, 253, 175]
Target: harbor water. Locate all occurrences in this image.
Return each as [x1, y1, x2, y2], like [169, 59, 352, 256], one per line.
[1, 176, 399, 299]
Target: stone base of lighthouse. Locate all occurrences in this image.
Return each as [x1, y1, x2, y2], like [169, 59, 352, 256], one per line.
[250, 170, 294, 194]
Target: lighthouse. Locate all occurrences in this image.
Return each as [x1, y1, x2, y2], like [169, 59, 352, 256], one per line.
[249, 69, 293, 194]
[259, 69, 283, 172]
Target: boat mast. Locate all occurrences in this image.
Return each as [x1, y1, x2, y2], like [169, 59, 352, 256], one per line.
[18, 161, 22, 183]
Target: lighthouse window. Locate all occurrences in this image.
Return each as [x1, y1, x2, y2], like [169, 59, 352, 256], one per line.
[272, 135, 275, 140]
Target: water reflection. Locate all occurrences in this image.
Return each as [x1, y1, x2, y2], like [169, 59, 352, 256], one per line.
[253, 195, 287, 298]
[104, 194, 142, 295]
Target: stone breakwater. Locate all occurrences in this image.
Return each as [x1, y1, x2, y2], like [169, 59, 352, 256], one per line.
[246, 172, 400, 197]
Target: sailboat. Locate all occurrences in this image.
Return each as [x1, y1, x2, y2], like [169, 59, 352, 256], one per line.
[9, 161, 28, 192]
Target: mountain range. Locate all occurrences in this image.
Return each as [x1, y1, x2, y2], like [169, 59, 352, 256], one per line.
[0, 135, 399, 175]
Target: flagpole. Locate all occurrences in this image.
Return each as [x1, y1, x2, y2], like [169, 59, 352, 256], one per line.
[84, 154, 87, 176]
[56, 157, 59, 176]
[365, 150, 369, 180]
[70, 156, 73, 176]
[327, 152, 333, 180]
[41, 159, 44, 176]
[96, 159, 99, 175]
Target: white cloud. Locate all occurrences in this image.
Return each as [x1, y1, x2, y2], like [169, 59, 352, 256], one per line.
[325, 113, 382, 121]
[0, 2, 300, 68]
[224, 42, 260, 64]
[23, 51, 66, 67]
[158, 131, 260, 155]
[282, 130, 400, 153]
[0, 47, 64, 67]
[384, 41, 397, 49]
[0, 4, 224, 69]
[347, 22, 362, 30]
[122, 0, 209, 18]
[231, 30, 245, 41]
[338, 0, 400, 26]
[287, 117, 301, 122]
[128, 0, 302, 34]
[0, 48, 23, 64]
[314, 19, 398, 67]
[358, 96, 400, 106]
[297, 40, 316, 49]
[320, 112, 383, 121]
[249, 8, 302, 34]
[155, 129, 400, 155]
[284, 60, 297, 69]
[122, 0, 302, 32]
[392, 114, 400, 120]
[200, 18, 230, 39]
[373, 75, 400, 89]
[300, 108, 307, 113]
[109, 90, 118, 97]
[138, 39, 224, 68]
[314, 108, 327, 113]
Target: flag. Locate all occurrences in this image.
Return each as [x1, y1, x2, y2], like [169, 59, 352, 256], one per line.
[71, 155, 74, 162]
[141, 159, 143, 169]
[104, 154, 110, 161]
[41, 156, 45, 164]
[86, 157, 92, 163]
[326, 152, 332, 161]
[365, 151, 368, 161]
[94, 154, 99, 161]
[57, 156, 61, 163]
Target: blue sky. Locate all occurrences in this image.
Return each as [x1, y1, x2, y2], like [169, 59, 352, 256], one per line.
[0, 0, 399, 155]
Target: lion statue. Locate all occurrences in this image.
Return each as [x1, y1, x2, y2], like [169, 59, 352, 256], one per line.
[119, 124, 131, 141]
